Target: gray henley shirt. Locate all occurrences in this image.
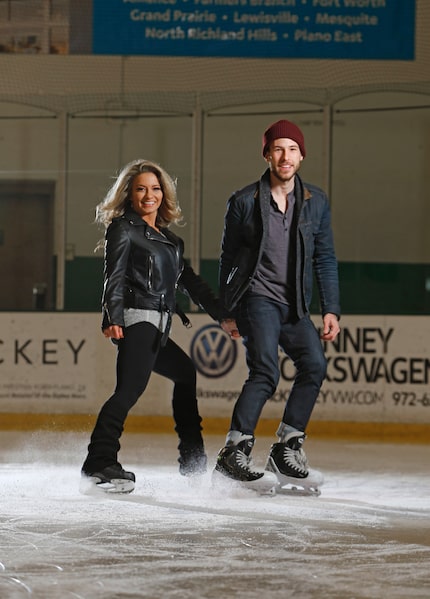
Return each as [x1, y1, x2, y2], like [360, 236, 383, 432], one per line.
[249, 191, 296, 305]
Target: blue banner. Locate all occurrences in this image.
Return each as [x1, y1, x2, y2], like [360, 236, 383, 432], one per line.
[92, 0, 415, 60]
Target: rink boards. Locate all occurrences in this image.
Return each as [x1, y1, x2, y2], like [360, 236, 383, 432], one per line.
[0, 312, 429, 442]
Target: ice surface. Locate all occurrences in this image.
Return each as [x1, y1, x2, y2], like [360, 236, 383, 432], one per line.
[1, 431, 429, 598]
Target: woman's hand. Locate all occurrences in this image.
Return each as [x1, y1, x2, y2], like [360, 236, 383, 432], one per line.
[103, 325, 124, 340]
[221, 319, 241, 339]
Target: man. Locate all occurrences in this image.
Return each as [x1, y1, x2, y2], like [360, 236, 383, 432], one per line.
[214, 119, 340, 494]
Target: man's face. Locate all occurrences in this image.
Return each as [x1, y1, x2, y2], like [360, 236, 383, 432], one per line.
[265, 138, 303, 183]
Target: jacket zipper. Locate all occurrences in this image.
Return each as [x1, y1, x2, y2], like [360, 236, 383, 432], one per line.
[145, 229, 182, 289]
[148, 255, 153, 290]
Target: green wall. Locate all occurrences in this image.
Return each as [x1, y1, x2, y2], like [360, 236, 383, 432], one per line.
[64, 257, 430, 315]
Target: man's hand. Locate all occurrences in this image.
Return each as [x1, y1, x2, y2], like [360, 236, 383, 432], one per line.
[221, 319, 241, 339]
[320, 313, 340, 342]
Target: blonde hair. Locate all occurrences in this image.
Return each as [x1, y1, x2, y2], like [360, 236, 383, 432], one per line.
[95, 159, 182, 250]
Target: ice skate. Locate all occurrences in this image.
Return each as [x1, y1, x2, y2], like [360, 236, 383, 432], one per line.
[212, 434, 278, 495]
[178, 443, 208, 477]
[79, 464, 136, 495]
[265, 431, 323, 497]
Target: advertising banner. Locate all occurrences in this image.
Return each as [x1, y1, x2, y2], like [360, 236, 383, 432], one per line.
[0, 313, 114, 414]
[179, 313, 429, 424]
[92, 0, 415, 60]
[0, 313, 428, 425]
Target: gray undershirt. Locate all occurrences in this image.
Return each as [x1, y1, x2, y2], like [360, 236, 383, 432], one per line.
[123, 308, 169, 333]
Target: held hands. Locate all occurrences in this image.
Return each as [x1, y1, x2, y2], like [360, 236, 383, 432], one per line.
[103, 325, 124, 340]
[320, 313, 340, 342]
[221, 318, 241, 339]
[222, 314, 340, 342]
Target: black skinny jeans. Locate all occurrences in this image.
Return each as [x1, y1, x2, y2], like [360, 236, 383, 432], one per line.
[82, 321, 204, 473]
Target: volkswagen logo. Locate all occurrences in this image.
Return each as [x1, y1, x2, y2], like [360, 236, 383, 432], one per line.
[190, 324, 238, 378]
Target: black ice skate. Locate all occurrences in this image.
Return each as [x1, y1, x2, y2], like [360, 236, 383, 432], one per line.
[265, 432, 323, 496]
[178, 444, 208, 477]
[80, 464, 136, 495]
[212, 436, 278, 495]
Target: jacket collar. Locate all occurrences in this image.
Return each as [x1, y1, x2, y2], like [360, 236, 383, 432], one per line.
[123, 206, 146, 225]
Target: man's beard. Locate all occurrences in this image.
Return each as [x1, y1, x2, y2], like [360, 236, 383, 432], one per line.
[271, 164, 298, 183]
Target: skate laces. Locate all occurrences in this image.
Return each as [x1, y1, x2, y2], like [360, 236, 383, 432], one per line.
[235, 448, 258, 474]
[282, 446, 308, 475]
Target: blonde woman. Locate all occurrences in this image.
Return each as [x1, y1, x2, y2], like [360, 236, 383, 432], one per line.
[81, 159, 220, 494]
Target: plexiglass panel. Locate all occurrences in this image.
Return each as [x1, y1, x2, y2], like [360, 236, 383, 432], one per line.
[201, 103, 325, 260]
[0, 101, 59, 309]
[332, 92, 430, 263]
[66, 114, 194, 256]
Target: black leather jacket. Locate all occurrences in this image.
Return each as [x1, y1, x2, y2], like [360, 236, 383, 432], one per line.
[102, 208, 220, 330]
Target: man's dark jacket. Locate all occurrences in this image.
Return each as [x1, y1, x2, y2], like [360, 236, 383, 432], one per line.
[219, 169, 340, 320]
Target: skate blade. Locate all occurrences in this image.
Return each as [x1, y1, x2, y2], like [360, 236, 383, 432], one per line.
[276, 484, 321, 497]
[266, 458, 324, 493]
[79, 476, 135, 495]
[211, 469, 278, 496]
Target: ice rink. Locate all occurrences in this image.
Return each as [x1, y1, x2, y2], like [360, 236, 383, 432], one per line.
[1, 430, 429, 599]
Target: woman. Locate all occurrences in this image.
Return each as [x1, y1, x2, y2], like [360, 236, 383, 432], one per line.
[81, 159, 220, 494]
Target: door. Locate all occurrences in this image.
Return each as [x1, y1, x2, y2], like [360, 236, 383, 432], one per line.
[0, 181, 55, 310]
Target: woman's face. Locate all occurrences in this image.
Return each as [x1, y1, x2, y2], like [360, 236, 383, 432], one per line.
[129, 171, 163, 224]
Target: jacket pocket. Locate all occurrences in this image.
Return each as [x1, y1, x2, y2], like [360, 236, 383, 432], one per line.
[224, 246, 255, 311]
[132, 253, 154, 292]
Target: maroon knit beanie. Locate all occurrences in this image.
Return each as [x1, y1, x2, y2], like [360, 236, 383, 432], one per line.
[262, 119, 306, 158]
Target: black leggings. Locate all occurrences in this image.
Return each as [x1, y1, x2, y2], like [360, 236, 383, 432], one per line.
[82, 322, 203, 472]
